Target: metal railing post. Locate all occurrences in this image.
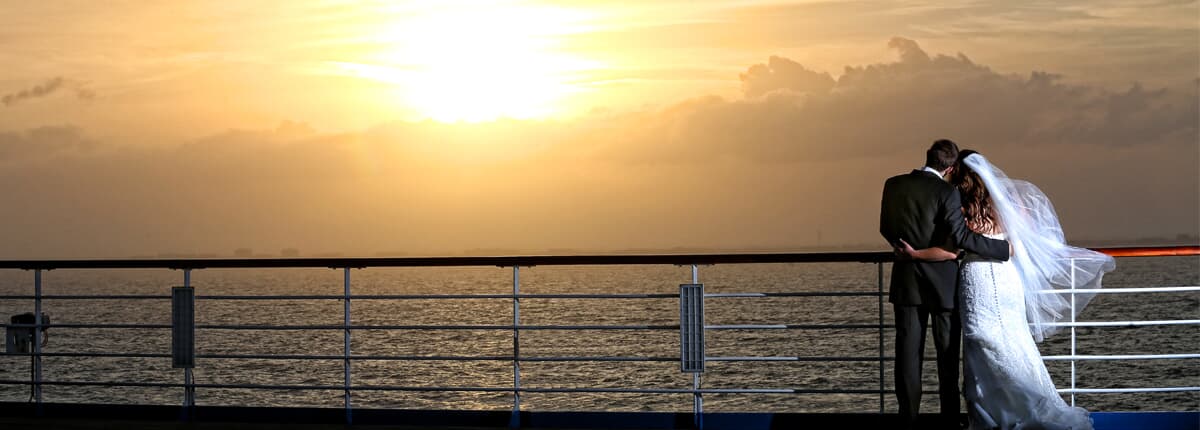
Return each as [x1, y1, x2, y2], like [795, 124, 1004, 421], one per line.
[344, 267, 353, 425]
[510, 266, 521, 429]
[877, 262, 885, 414]
[33, 269, 43, 413]
[1069, 259, 1077, 407]
[183, 269, 195, 413]
[692, 264, 703, 429]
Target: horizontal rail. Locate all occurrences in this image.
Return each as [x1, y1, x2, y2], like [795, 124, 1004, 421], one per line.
[705, 324, 886, 330]
[0, 292, 884, 301]
[0, 246, 1194, 270]
[0, 295, 170, 300]
[7, 351, 1190, 363]
[16, 320, 1195, 330]
[513, 356, 677, 362]
[0, 379, 901, 395]
[0, 380, 182, 389]
[3, 287, 1191, 303]
[195, 355, 680, 362]
[1059, 387, 1200, 394]
[1, 352, 172, 359]
[197, 294, 685, 300]
[705, 292, 880, 298]
[186, 324, 680, 331]
[0, 353, 683, 362]
[0, 323, 680, 330]
[0, 253, 892, 270]
[0, 294, 679, 301]
[0, 294, 680, 301]
[2, 287, 1189, 302]
[1043, 354, 1200, 361]
[4, 378, 1193, 395]
[1094, 246, 1200, 257]
[1038, 286, 1200, 294]
[0, 323, 172, 329]
[200, 354, 504, 361]
[7, 319, 1192, 331]
[8, 378, 1193, 395]
[1043, 319, 1200, 328]
[706, 356, 883, 362]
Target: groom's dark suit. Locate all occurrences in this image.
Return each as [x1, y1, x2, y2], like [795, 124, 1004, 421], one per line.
[880, 169, 1010, 429]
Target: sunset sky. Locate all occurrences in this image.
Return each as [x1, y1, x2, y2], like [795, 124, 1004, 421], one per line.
[1, 1, 1197, 258]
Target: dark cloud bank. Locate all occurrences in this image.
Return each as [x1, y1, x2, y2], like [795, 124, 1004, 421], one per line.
[1, 39, 1195, 258]
[2, 77, 94, 107]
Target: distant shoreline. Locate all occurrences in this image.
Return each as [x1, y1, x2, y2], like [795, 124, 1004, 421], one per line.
[123, 236, 1200, 259]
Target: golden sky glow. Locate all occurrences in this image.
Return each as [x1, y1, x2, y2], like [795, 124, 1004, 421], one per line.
[335, 2, 601, 121]
[0, 1, 1196, 257]
[2, 1, 1197, 131]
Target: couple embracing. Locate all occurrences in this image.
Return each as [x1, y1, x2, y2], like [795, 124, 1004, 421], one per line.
[880, 140, 1114, 430]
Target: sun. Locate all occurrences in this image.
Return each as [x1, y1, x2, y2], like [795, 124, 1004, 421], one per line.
[369, 3, 597, 122]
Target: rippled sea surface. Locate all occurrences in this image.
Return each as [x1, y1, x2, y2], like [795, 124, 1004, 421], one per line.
[1, 256, 1196, 413]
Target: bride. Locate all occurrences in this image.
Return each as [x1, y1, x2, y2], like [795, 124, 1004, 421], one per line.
[898, 150, 1115, 430]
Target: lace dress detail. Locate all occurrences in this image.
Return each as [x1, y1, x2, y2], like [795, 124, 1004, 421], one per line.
[960, 233, 1092, 430]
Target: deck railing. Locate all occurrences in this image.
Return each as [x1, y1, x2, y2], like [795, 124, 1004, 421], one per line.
[1, 246, 1197, 427]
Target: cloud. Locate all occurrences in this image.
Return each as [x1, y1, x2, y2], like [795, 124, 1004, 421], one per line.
[2, 77, 97, 107]
[2, 77, 65, 106]
[585, 38, 1197, 165]
[739, 56, 835, 98]
[0, 125, 98, 161]
[886, 36, 931, 64]
[74, 87, 97, 101]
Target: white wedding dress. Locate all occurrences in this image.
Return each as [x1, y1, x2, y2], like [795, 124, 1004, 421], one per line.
[951, 153, 1114, 429]
[959, 235, 1092, 430]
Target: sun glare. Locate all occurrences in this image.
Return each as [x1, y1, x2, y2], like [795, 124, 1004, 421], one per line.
[368, 3, 597, 122]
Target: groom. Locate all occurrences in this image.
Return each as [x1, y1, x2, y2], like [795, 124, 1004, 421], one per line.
[879, 139, 1010, 430]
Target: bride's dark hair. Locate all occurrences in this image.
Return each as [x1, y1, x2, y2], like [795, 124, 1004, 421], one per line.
[950, 149, 999, 234]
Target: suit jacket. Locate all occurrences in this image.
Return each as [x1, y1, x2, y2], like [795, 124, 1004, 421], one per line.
[880, 169, 1010, 310]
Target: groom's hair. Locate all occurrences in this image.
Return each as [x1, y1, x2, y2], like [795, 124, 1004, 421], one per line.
[925, 139, 959, 171]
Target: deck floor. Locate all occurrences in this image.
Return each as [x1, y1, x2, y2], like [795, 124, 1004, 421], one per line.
[0, 417, 585, 430]
[5, 407, 1196, 430]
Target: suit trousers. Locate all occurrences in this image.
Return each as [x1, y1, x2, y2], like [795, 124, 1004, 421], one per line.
[894, 304, 961, 428]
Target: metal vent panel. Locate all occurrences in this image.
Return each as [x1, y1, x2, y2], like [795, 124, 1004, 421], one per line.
[679, 284, 704, 373]
[172, 287, 195, 369]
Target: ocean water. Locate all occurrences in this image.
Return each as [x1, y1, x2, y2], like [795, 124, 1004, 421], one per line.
[0, 256, 1196, 413]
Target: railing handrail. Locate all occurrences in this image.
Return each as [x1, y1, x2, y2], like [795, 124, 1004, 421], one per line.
[0, 252, 889, 270]
[0, 245, 1195, 270]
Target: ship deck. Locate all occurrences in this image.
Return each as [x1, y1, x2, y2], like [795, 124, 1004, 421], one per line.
[1, 404, 1198, 430]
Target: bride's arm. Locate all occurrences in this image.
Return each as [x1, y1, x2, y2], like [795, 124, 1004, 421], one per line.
[896, 239, 959, 262]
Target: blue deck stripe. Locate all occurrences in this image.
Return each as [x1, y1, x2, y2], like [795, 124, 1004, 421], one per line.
[1093, 411, 1199, 430]
[1, 403, 1195, 429]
